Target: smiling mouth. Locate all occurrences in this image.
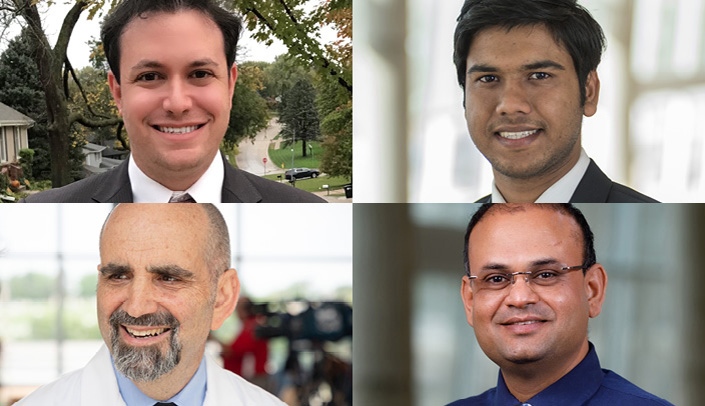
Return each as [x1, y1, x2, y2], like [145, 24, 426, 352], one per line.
[504, 320, 544, 326]
[497, 129, 540, 140]
[153, 125, 204, 134]
[123, 325, 171, 339]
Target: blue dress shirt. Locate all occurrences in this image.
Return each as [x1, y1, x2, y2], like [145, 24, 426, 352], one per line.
[112, 355, 207, 406]
[446, 343, 673, 406]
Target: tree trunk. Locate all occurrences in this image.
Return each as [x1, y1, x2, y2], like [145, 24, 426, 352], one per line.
[302, 139, 307, 157]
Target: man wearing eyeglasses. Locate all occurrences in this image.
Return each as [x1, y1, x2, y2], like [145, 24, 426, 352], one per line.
[448, 203, 672, 405]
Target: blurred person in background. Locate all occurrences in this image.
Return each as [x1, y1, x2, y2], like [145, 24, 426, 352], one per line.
[449, 203, 672, 405]
[220, 297, 271, 390]
[16, 204, 284, 406]
[454, 0, 657, 203]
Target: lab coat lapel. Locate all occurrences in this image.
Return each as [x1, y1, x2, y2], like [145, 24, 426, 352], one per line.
[80, 345, 126, 406]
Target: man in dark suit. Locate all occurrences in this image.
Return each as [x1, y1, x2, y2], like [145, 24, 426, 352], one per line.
[454, 0, 657, 203]
[24, 0, 324, 203]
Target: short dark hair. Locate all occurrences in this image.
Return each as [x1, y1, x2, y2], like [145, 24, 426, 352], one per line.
[453, 0, 605, 105]
[463, 203, 596, 275]
[101, 0, 243, 84]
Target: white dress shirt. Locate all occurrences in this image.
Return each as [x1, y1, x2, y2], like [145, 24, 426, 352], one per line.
[128, 152, 224, 203]
[491, 148, 591, 203]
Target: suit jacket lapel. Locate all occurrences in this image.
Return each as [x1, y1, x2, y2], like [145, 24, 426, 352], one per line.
[569, 159, 613, 203]
[221, 154, 263, 203]
[91, 159, 134, 203]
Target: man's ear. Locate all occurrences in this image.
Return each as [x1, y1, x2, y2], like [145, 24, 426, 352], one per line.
[585, 264, 608, 318]
[583, 70, 600, 117]
[107, 70, 122, 114]
[228, 63, 238, 106]
[211, 268, 240, 330]
[461, 275, 475, 327]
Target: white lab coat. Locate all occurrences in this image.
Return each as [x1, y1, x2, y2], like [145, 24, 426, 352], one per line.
[15, 345, 285, 406]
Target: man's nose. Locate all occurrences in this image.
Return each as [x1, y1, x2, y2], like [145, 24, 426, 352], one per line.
[122, 276, 159, 318]
[503, 274, 539, 308]
[163, 79, 193, 115]
[495, 81, 532, 115]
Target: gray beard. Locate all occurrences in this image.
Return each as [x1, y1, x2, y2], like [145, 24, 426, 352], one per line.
[109, 310, 182, 382]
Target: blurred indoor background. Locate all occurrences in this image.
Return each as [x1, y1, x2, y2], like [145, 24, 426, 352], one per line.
[354, 0, 705, 202]
[354, 203, 704, 405]
[0, 204, 352, 406]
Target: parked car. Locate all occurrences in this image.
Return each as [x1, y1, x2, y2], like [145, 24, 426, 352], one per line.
[285, 168, 320, 180]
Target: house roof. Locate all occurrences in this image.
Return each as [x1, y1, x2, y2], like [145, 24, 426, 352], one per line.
[83, 142, 107, 153]
[0, 102, 34, 126]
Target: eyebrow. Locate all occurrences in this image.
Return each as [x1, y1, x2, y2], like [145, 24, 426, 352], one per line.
[479, 258, 562, 272]
[129, 58, 220, 72]
[98, 262, 132, 276]
[148, 265, 195, 280]
[467, 60, 566, 75]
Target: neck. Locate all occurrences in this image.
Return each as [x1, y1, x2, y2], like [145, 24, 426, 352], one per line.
[494, 151, 580, 203]
[135, 157, 209, 192]
[132, 355, 201, 401]
[500, 340, 589, 402]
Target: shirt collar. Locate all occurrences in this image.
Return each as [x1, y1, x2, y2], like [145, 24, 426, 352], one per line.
[112, 354, 208, 406]
[491, 148, 591, 203]
[494, 342, 604, 406]
[128, 152, 224, 203]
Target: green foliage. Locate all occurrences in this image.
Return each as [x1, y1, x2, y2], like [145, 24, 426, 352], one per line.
[279, 78, 320, 156]
[315, 73, 352, 180]
[0, 28, 88, 181]
[231, 0, 351, 94]
[10, 272, 55, 300]
[319, 103, 352, 180]
[268, 140, 323, 169]
[18, 148, 35, 180]
[224, 62, 270, 149]
[0, 28, 50, 179]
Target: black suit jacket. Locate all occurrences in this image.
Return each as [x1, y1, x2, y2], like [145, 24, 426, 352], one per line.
[476, 159, 659, 203]
[22, 155, 326, 203]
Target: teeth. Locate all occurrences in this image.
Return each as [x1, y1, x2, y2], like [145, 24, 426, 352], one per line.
[126, 327, 168, 337]
[499, 130, 538, 139]
[513, 321, 539, 325]
[158, 125, 199, 134]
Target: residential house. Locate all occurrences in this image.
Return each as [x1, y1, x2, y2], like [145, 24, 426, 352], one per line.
[0, 102, 33, 164]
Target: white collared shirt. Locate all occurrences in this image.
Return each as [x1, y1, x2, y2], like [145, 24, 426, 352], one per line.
[491, 148, 591, 203]
[128, 152, 224, 203]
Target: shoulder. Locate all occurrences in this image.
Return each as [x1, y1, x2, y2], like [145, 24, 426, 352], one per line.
[22, 173, 109, 203]
[475, 194, 491, 203]
[607, 182, 660, 203]
[590, 369, 673, 405]
[15, 369, 83, 405]
[446, 387, 495, 406]
[21, 164, 128, 203]
[206, 356, 285, 405]
[226, 167, 326, 203]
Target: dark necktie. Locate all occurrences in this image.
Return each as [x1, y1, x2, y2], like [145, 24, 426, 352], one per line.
[153, 403, 177, 406]
[168, 192, 196, 203]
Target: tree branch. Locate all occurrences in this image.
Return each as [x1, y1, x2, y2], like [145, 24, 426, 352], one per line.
[71, 112, 122, 128]
[65, 57, 113, 120]
[53, 1, 88, 68]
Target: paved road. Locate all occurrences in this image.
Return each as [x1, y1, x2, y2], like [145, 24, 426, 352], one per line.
[235, 118, 285, 176]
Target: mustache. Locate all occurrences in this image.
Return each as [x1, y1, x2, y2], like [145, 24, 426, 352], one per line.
[109, 309, 180, 329]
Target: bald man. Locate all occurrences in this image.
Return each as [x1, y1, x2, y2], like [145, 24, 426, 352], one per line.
[18, 204, 285, 406]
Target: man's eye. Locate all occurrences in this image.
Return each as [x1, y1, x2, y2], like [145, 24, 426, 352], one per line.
[108, 273, 128, 280]
[136, 72, 161, 81]
[191, 70, 213, 79]
[485, 274, 510, 284]
[478, 75, 498, 83]
[534, 270, 559, 279]
[160, 275, 179, 282]
[529, 72, 550, 80]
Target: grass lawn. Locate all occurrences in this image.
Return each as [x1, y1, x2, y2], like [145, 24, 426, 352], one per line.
[263, 173, 350, 194]
[268, 140, 324, 170]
